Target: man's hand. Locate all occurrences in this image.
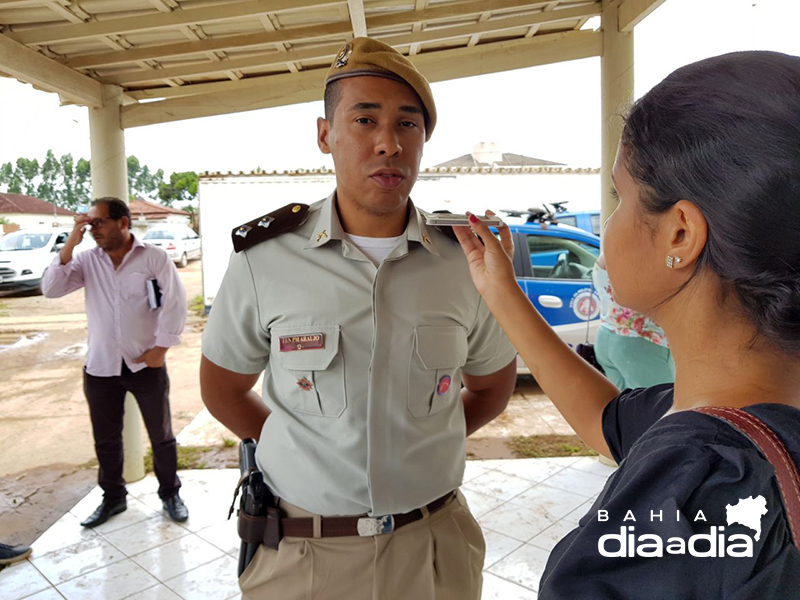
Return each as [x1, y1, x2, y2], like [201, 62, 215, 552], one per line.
[135, 346, 168, 368]
[61, 215, 91, 265]
[68, 215, 91, 246]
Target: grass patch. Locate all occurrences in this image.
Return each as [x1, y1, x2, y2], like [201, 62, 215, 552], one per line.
[222, 437, 236, 448]
[79, 457, 99, 469]
[507, 435, 598, 459]
[189, 294, 205, 318]
[144, 445, 216, 473]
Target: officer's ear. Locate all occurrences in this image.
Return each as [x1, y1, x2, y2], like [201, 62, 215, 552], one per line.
[317, 117, 332, 155]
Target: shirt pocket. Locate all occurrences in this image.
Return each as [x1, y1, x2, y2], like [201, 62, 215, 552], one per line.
[408, 325, 468, 418]
[270, 325, 346, 418]
[123, 272, 149, 303]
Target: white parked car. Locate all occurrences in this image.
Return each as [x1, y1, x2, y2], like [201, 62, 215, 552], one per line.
[0, 227, 95, 294]
[142, 224, 201, 268]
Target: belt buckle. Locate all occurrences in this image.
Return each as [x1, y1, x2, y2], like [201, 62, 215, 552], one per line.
[357, 514, 395, 536]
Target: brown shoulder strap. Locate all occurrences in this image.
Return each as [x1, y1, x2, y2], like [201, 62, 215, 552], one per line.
[694, 406, 800, 548]
[231, 203, 310, 253]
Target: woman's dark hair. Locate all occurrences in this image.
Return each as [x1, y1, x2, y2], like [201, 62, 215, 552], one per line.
[92, 196, 131, 225]
[621, 51, 800, 357]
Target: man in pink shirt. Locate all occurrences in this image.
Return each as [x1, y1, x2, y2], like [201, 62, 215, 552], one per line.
[42, 197, 189, 527]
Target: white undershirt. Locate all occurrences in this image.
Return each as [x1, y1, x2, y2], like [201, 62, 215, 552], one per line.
[345, 233, 404, 266]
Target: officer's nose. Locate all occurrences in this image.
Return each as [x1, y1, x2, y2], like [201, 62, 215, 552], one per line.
[374, 126, 401, 157]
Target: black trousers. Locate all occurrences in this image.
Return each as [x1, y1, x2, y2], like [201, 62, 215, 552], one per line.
[83, 362, 181, 501]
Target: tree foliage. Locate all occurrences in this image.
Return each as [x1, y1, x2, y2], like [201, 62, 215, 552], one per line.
[158, 171, 198, 207]
[0, 151, 197, 212]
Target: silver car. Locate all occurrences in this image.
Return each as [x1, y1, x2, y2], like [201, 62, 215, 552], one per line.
[142, 225, 201, 268]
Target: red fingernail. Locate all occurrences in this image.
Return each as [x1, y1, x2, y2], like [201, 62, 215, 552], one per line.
[469, 214, 478, 224]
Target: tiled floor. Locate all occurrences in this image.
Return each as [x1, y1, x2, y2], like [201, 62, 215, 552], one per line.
[1, 457, 615, 600]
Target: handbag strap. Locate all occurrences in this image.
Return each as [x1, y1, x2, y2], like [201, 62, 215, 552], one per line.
[693, 406, 800, 548]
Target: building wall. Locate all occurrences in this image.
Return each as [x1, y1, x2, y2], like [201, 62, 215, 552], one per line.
[0, 212, 75, 229]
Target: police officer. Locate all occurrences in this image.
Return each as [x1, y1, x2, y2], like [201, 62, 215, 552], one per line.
[200, 37, 517, 600]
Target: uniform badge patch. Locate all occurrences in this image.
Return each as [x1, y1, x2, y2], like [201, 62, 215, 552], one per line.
[279, 333, 325, 352]
[437, 375, 451, 395]
[334, 44, 351, 68]
[235, 225, 252, 238]
[297, 378, 314, 391]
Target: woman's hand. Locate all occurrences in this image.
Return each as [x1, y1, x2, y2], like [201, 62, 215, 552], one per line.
[453, 210, 516, 298]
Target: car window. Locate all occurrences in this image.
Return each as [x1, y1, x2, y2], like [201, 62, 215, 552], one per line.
[54, 233, 69, 246]
[557, 215, 577, 228]
[0, 232, 51, 251]
[590, 214, 602, 236]
[144, 230, 175, 240]
[525, 235, 599, 280]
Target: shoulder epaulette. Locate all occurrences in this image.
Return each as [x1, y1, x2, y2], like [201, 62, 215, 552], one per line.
[431, 210, 458, 243]
[231, 203, 310, 253]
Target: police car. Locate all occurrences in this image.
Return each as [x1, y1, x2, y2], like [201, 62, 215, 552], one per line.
[501, 206, 601, 374]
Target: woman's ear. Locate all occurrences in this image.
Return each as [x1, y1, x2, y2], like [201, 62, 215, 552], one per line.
[665, 199, 708, 269]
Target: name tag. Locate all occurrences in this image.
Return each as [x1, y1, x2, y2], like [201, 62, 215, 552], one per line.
[279, 333, 325, 352]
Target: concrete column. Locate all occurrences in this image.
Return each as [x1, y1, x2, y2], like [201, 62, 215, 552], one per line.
[600, 0, 634, 232]
[88, 85, 145, 483]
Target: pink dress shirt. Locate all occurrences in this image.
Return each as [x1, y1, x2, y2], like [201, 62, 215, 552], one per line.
[42, 235, 187, 377]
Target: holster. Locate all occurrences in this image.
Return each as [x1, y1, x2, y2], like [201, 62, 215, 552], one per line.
[234, 438, 278, 577]
[238, 505, 282, 550]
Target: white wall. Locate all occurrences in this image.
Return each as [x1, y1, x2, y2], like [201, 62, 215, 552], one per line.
[0, 213, 75, 229]
[199, 172, 600, 307]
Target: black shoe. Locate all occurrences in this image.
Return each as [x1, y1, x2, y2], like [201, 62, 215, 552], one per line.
[0, 542, 32, 565]
[163, 494, 189, 523]
[80, 499, 127, 528]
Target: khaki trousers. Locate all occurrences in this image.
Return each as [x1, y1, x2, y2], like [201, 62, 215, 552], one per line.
[239, 490, 485, 600]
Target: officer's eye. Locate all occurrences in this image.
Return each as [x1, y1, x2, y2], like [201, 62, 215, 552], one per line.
[400, 121, 417, 128]
[355, 117, 374, 125]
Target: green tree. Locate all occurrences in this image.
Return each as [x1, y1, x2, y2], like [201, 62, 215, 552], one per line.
[15, 158, 40, 195]
[37, 150, 61, 202]
[159, 171, 198, 207]
[127, 155, 164, 201]
[0, 163, 13, 190]
[75, 158, 92, 207]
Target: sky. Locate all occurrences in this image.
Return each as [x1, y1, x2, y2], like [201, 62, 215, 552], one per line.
[0, 0, 799, 177]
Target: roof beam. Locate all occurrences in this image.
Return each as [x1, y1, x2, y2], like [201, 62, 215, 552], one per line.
[65, 0, 560, 69]
[347, 0, 367, 37]
[102, 41, 344, 85]
[618, 0, 667, 32]
[121, 29, 601, 128]
[107, 4, 599, 86]
[6, 0, 342, 45]
[0, 32, 102, 106]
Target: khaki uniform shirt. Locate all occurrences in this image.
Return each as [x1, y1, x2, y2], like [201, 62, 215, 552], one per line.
[202, 193, 516, 516]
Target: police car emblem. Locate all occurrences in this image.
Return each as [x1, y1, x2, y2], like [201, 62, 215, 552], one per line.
[235, 225, 252, 238]
[257, 216, 274, 229]
[334, 44, 351, 68]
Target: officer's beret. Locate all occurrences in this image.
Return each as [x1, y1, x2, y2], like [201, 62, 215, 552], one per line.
[325, 37, 437, 141]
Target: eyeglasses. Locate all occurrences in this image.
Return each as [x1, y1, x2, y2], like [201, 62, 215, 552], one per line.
[88, 218, 117, 229]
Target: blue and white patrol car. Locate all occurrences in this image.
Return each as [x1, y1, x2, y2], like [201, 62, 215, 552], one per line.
[501, 207, 601, 374]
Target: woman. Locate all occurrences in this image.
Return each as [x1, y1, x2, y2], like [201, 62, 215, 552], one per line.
[592, 254, 675, 389]
[455, 51, 800, 598]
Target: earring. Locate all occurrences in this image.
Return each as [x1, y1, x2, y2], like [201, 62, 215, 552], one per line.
[666, 255, 683, 269]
